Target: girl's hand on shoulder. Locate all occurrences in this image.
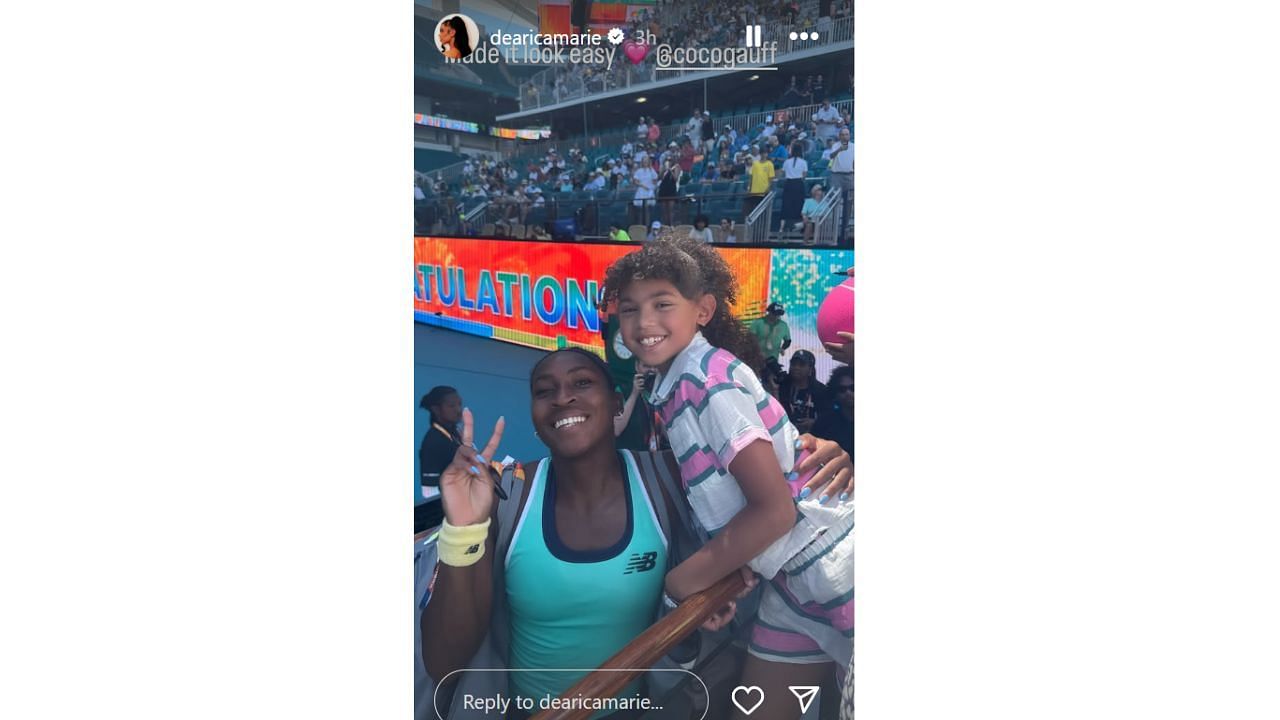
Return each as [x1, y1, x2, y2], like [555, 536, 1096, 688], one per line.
[795, 434, 853, 503]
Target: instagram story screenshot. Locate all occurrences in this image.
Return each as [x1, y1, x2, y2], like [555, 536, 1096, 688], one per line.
[415, 2, 854, 719]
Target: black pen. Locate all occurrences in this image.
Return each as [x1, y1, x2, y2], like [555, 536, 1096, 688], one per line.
[485, 463, 509, 501]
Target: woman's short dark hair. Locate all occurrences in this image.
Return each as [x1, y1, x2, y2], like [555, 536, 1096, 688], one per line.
[693, 214, 709, 228]
[420, 386, 457, 410]
[529, 348, 614, 391]
[790, 142, 804, 158]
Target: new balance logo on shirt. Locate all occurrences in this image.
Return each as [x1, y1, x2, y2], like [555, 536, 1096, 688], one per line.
[624, 551, 658, 574]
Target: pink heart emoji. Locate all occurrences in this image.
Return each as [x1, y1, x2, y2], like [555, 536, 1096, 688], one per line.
[622, 39, 649, 64]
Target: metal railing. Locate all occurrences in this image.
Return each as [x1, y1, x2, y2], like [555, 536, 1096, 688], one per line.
[424, 189, 801, 242]
[810, 186, 842, 246]
[516, 15, 853, 111]
[744, 190, 775, 244]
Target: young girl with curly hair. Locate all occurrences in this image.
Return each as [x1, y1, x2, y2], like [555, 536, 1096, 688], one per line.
[600, 234, 854, 718]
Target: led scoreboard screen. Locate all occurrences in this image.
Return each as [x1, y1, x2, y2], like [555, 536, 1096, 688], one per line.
[414, 236, 852, 365]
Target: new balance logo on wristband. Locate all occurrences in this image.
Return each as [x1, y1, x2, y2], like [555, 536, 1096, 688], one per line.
[624, 551, 658, 574]
[466, 544, 481, 555]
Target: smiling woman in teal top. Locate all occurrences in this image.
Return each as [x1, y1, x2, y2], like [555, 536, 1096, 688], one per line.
[506, 450, 667, 711]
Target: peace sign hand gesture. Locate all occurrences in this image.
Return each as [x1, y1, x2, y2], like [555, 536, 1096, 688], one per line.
[438, 408, 506, 527]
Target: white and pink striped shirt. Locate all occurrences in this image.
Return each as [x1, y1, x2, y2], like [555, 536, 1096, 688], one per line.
[647, 332, 839, 578]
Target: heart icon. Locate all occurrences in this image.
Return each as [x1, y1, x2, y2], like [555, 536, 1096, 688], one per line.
[731, 686, 765, 716]
[622, 39, 649, 64]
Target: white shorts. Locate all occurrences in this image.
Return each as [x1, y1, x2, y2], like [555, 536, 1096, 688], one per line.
[749, 511, 854, 668]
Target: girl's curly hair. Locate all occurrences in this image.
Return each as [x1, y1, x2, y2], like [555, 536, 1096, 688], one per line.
[599, 233, 765, 374]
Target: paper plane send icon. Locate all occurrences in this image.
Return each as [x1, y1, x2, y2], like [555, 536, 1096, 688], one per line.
[789, 686, 820, 714]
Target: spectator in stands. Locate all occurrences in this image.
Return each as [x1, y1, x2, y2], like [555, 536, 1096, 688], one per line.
[749, 301, 791, 363]
[812, 74, 827, 102]
[647, 117, 661, 144]
[781, 76, 805, 107]
[661, 141, 680, 168]
[414, 183, 426, 203]
[813, 99, 841, 142]
[778, 350, 828, 435]
[646, 220, 662, 242]
[828, 127, 854, 240]
[418, 386, 463, 488]
[779, 142, 809, 234]
[719, 157, 738, 181]
[636, 117, 648, 141]
[584, 170, 607, 192]
[530, 224, 551, 240]
[685, 109, 703, 148]
[631, 153, 658, 227]
[813, 365, 853, 460]
[688, 214, 714, 243]
[701, 161, 719, 184]
[657, 158, 683, 226]
[821, 137, 839, 160]
[510, 185, 530, 224]
[768, 135, 788, 161]
[796, 131, 814, 157]
[678, 139, 696, 174]
[608, 223, 632, 242]
[802, 184, 826, 244]
[621, 140, 634, 157]
[607, 160, 623, 190]
[783, 0, 800, 23]
[701, 111, 715, 153]
[743, 150, 775, 221]
[718, 217, 738, 243]
[759, 121, 778, 141]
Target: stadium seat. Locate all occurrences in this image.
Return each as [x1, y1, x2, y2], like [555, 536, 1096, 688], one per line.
[710, 181, 731, 194]
[509, 224, 526, 239]
[673, 225, 693, 238]
[481, 223, 495, 236]
[628, 225, 647, 241]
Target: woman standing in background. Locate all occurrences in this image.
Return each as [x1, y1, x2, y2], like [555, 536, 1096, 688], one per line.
[418, 386, 463, 488]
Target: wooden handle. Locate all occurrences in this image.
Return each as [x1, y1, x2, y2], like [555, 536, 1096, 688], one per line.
[529, 570, 748, 720]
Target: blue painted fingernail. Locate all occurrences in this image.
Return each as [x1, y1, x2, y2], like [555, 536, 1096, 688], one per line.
[819, 494, 830, 504]
[839, 492, 849, 501]
[475, 455, 487, 464]
[469, 465, 479, 475]
[794, 439, 803, 449]
[799, 487, 812, 499]
[787, 471, 798, 481]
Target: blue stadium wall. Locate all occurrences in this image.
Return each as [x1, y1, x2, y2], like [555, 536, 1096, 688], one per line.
[414, 323, 547, 502]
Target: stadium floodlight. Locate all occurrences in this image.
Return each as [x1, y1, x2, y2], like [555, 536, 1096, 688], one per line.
[636, 97, 647, 103]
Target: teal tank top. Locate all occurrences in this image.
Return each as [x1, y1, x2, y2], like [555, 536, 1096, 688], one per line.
[505, 450, 669, 708]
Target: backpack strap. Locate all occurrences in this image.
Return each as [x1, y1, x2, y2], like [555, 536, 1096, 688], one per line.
[494, 463, 528, 559]
[649, 449, 705, 543]
[631, 450, 672, 541]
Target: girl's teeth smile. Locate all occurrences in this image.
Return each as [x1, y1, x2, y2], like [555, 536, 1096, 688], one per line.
[640, 336, 666, 347]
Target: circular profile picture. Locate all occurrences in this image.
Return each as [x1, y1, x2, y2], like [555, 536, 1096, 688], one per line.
[435, 14, 478, 60]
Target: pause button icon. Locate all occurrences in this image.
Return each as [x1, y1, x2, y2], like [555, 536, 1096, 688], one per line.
[745, 24, 763, 47]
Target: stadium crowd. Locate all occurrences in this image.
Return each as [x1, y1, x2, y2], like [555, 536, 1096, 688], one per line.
[415, 93, 852, 243]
